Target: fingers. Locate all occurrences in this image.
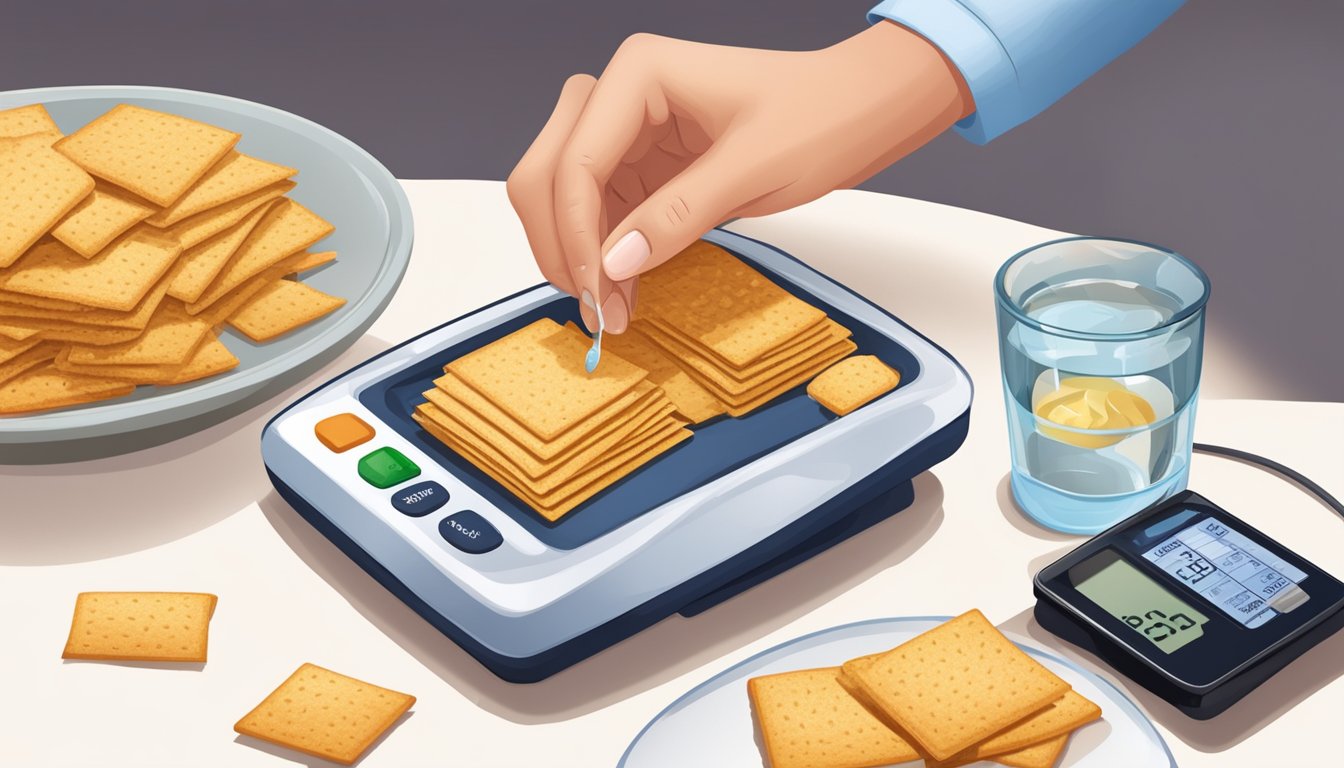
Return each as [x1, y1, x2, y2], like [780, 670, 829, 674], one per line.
[506, 73, 597, 297]
[601, 140, 764, 281]
[555, 35, 672, 331]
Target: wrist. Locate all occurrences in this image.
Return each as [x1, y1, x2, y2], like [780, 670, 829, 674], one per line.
[847, 20, 975, 123]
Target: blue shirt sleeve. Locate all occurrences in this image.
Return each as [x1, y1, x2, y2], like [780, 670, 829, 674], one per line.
[868, 0, 1185, 144]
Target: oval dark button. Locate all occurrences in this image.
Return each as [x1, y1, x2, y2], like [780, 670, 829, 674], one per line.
[391, 480, 449, 517]
[439, 510, 502, 554]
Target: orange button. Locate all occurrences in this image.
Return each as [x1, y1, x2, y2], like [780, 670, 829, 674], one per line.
[315, 413, 375, 453]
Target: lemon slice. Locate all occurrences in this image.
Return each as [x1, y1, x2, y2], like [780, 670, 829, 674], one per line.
[1035, 377, 1157, 449]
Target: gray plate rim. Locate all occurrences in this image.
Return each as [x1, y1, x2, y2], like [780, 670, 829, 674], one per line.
[0, 85, 412, 442]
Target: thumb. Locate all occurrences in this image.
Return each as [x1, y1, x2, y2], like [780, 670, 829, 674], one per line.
[600, 150, 753, 282]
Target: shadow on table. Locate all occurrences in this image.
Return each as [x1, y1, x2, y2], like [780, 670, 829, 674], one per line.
[232, 711, 415, 767]
[997, 606, 1344, 753]
[995, 473, 1081, 543]
[0, 335, 389, 566]
[258, 472, 946, 724]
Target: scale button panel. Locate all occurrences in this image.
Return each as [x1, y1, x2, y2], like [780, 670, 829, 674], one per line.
[439, 510, 503, 554]
[358, 447, 421, 489]
[315, 413, 375, 453]
[392, 480, 449, 517]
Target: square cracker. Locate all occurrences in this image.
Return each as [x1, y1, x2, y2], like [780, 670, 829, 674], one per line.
[234, 662, 414, 766]
[639, 242, 826, 367]
[55, 104, 239, 206]
[144, 151, 295, 227]
[226, 280, 345, 342]
[50, 185, 155, 257]
[61, 591, 217, 662]
[164, 335, 239, 385]
[421, 387, 672, 486]
[0, 134, 96, 267]
[0, 103, 59, 138]
[185, 198, 333, 314]
[415, 409, 690, 521]
[168, 201, 275, 303]
[807, 354, 901, 416]
[847, 610, 1071, 761]
[996, 734, 1071, 768]
[446, 318, 647, 441]
[929, 689, 1100, 766]
[65, 302, 212, 367]
[0, 365, 136, 414]
[435, 373, 656, 462]
[0, 233, 180, 311]
[747, 667, 921, 768]
[158, 179, 294, 249]
[586, 324, 724, 423]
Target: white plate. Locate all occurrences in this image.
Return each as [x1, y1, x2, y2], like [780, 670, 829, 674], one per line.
[620, 617, 1174, 767]
[0, 86, 412, 462]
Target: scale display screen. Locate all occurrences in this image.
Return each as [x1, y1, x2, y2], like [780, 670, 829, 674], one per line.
[1072, 549, 1208, 654]
[1141, 517, 1309, 628]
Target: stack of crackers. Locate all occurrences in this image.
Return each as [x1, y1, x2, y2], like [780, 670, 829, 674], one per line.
[415, 242, 908, 521]
[0, 103, 345, 415]
[413, 318, 694, 521]
[749, 610, 1103, 768]
[630, 241, 858, 417]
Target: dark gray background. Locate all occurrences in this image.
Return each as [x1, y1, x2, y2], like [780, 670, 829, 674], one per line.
[2, 0, 1338, 401]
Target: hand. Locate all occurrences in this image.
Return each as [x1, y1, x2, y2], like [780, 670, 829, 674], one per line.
[507, 21, 972, 333]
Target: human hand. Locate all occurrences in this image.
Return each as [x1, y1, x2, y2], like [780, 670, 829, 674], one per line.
[507, 21, 972, 333]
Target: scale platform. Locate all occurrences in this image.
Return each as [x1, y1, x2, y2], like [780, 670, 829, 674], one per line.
[262, 230, 973, 682]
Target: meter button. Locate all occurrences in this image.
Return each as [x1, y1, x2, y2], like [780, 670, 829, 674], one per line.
[391, 481, 449, 517]
[358, 447, 420, 489]
[439, 511, 502, 554]
[315, 413, 375, 453]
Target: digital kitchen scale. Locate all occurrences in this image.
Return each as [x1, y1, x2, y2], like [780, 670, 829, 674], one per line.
[1035, 489, 1344, 719]
[262, 229, 973, 682]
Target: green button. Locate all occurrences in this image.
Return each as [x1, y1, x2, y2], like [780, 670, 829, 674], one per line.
[358, 447, 421, 489]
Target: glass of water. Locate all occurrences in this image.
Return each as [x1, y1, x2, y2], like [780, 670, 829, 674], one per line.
[995, 237, 1210, 533]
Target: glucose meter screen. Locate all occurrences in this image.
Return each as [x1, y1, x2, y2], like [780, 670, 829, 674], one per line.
[1071, 549, 1209, 654]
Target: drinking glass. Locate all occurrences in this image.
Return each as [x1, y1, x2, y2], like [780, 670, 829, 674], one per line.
[995, 237, 1210, 533]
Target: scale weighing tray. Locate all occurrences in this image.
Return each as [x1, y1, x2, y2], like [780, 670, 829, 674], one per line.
[262, 229, 972, 682]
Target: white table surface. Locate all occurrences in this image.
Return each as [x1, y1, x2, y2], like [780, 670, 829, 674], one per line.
[2, 180, 1340, 767]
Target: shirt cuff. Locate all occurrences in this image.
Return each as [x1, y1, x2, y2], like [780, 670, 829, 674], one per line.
[867, 0, 1017, 144]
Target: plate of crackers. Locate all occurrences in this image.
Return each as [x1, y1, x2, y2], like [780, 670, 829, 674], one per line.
[0, 86, 411, 462]
[621, 611, 1174, 768]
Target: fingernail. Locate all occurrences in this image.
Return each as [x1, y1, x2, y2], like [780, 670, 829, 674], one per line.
[603, 230, 651, 280]
[603, 292, 629, 334]
[579, 303, 598, 333]
[581, 289, 596, 309]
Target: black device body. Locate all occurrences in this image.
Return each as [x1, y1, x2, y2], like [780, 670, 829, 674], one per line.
[1034, 490, 1344, 719]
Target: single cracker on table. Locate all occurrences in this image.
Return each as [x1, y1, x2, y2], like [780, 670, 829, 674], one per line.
[0, 133, 96, 267]
[0, 365, 135, 414]
[226, 279, 345, 342]
[846, 609, 1071, 761]
[446, 318, 647, 441]
[0, 233, 181, 312]
[50, 185, 155, 257]
[55, 104, 239, 206]
[144, 150, 295, 227]
[748, 666, 922, 768]
[157, 179, 294, 249]
[61, 591, 217, 662]
[0, 103, 59, 138]
[234, 663, 414, 766]
[808, 354, 902, 416]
